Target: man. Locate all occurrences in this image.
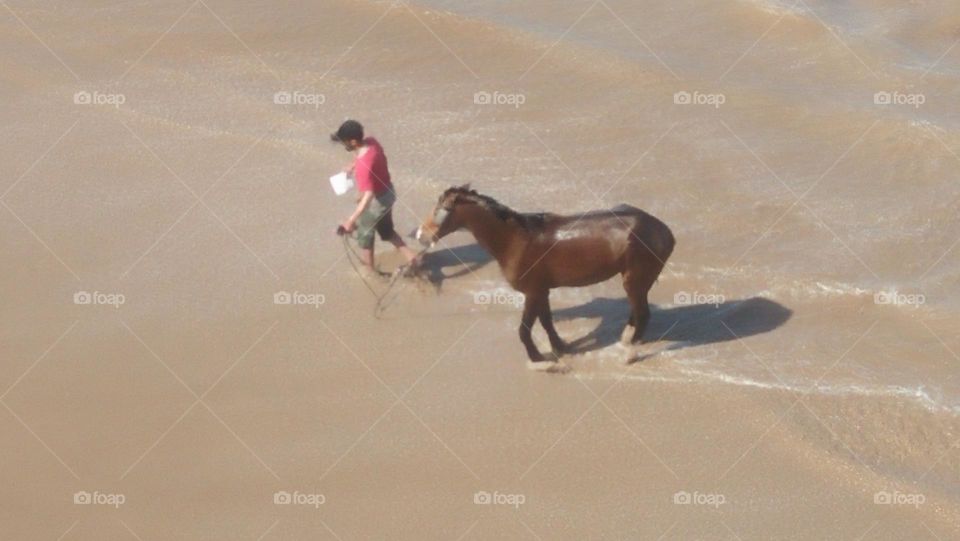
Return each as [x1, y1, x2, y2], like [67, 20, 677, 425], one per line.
[332, 120, 420, 276]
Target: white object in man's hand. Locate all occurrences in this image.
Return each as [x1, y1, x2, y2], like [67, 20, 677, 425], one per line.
[329, 172, 355, 196]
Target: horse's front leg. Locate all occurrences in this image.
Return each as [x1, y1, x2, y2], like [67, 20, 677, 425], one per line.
[538, 291, 569, 355]
[519, 292, 546, 363]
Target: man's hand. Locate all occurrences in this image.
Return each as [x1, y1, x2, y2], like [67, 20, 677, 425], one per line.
[341, 191, 372, 236]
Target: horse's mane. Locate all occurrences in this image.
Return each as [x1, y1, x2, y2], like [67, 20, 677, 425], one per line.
[444, 186, 545, 230]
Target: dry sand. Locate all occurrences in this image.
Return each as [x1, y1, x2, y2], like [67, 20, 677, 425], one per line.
[2, 0, 959, 539]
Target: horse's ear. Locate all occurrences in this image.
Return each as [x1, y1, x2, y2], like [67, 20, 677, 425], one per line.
[459, 182, 471, 191]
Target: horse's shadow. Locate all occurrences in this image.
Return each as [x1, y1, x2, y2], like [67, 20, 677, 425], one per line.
[419, 243, 493, 286]
[553, 296, 791, 362]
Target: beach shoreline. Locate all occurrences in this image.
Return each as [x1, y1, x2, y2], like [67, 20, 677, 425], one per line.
[2, 0, 959, 538]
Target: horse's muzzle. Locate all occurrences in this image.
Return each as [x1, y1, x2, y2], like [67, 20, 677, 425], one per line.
[416, 226, 437, 247]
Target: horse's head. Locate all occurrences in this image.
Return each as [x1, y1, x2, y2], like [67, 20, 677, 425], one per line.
[416, 184, 473, 246]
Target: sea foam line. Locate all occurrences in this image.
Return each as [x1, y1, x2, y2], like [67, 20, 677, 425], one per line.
[576, 368, 958, 416]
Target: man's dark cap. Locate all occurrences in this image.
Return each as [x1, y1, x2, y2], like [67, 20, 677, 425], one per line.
[331, 120, 364, 142]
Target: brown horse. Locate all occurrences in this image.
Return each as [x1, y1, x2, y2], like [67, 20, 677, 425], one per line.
[417, 186, 675, 367]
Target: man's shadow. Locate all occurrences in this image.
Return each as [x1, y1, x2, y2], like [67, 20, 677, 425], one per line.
[419, 243, 493, 286]
[552, 296, 791, 361]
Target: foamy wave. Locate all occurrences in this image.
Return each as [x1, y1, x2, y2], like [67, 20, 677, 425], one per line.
[576, 368, 958, 415]
[739, 0, 807, 18]
[759, 280, 873, 301]
[667, 262, 931, 310]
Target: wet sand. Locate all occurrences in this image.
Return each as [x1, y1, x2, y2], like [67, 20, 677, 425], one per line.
[2, 0, 959, 539]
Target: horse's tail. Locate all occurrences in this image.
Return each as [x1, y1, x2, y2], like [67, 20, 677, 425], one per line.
[630, 209, 674, 281]
[659, 221, 675, 264]
[618, 205, 674, 264]
[650, 219, 674, 282]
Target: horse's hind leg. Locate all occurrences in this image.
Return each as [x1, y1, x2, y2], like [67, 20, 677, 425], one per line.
[622, 257, 662, 344]
[623, 279, 651, 344]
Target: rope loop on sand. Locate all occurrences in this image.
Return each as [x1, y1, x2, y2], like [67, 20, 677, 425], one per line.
[339, 232, 424, 318]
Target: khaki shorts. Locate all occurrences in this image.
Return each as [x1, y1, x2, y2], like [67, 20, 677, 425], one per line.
[355, 189, 397, 249]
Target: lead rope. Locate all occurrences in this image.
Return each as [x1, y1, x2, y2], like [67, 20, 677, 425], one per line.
[339, 231, 428, 318]
[339, 233, 524, 321]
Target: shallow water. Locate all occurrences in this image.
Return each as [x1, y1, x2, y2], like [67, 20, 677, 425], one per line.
[3, 0, 960, 537]
[395, 0, 960, 416]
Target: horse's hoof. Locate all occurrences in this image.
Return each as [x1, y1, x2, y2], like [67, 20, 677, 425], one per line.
[626, 342, 667, 364]
[551, 342, 570, 356]
[526, 359, 559, 372]
[620, 325, 635, 345]
[527, 360, 569, 374]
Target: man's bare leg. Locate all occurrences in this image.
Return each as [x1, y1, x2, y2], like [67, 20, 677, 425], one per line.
[387, 232, 420, 266]
[356, 246, 389, 280]
[359, 247, 374, 268]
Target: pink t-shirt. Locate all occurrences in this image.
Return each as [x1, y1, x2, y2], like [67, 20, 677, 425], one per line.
[354, 137, 392, 195]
